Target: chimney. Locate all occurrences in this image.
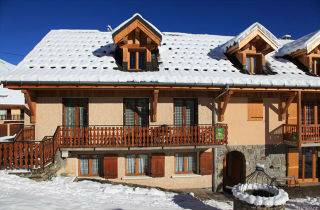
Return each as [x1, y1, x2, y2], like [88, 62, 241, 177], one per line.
[281, 34, 292, 40]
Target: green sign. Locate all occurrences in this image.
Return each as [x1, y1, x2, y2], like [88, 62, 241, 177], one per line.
[215, 127, 225, 140]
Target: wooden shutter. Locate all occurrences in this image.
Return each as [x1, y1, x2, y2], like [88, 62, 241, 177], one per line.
[200, 152, 213, 175]
[287, 102, 297, 124]
[103, 155, 118, 179]
[248, 98, 263, 121]
[151, 153, 165, 177]
[287, 148, 299, 185]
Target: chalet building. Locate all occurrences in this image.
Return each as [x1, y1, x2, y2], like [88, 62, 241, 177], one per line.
[1, 14, 320, 190]
[0, 59, 26, 138]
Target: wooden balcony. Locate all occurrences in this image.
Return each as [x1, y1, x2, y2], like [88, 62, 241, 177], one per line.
[56, 124, 228, 148]
[0, 114, 24, 121]
[283, 124, 320, 146]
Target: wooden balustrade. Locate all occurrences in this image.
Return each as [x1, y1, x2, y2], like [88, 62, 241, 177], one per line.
[283, 124, 320, 145]
[0, 137, 54, 170]
[14, 125, 35, 142]
[57, 124, 228, 148]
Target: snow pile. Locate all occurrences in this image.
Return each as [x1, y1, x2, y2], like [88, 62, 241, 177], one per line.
[232, 183, 289, 207]
[286, 197, 320, 210]
[0, 171, 227, 210]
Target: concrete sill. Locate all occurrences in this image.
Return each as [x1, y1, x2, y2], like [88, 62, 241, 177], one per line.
[122, 176, 153, 180]
[171, 174, 201, 178]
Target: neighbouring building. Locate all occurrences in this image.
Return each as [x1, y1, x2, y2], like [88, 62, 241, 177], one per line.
[0, 59, 26, 138]
[1, 14, 320, 190]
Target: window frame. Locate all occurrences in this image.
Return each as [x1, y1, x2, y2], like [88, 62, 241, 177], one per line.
[312, 58, 320, 76]
[125, 154, 150, 176]
[128, 49, 147, 71]
[245, 54, 262, 75]
[173, 98, 198, 126]
[123, 98, 149, 127]
[78, 156, 101, 177]
[174, 153, 197, 174]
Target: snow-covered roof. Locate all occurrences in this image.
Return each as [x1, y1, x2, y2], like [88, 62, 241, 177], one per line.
[221, 22, 280, 53]
[0, 59, 15, 80]
[0, 60, 25, 106]
[111, 13, 162, 41]
[276, 30, 320, 57]
[2, 29, 320, 89]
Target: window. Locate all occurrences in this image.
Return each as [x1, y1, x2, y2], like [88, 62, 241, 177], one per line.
[129, 50, 146, 70]
[0, 110, 7, 120]
[302, 103, 315, 125]
[124, 98, 149, 127]
[174, 99, 197, 126]
[298, 148, 318, 180]
[248, 98, 263, 121]
[63, 98, 88, 128]
[126, 154, 149, 176]
[79, 157, 100, 176]
[313, 58, 320, 76]
[175, 153, 197, 174]
[245, 55, 262, 74]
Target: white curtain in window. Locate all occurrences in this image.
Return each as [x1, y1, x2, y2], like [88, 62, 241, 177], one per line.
[175, 155, 184, 172]
[127, 155, 135, 174]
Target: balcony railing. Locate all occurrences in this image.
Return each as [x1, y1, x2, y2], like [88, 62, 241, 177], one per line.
[283, 124, 320, 145]
[0, 114, 24, 121]
[56, 124, 228, 148]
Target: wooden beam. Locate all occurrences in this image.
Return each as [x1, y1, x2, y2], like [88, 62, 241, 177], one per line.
[151, 89, 159, 122]
[281, 92, 297, 120]
[218, 90, 233, 122]
[22, 90, 36, 123]
[297, 91, 302, 147]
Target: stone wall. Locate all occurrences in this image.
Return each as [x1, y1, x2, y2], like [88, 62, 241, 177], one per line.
[214, 144, 287, 192]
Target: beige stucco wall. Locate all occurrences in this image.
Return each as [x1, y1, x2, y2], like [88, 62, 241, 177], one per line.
[89, 97, 123, 125]
[64, 149, 212, 189]
[35, 97, 62, 140]
[224, 97, 285, 145]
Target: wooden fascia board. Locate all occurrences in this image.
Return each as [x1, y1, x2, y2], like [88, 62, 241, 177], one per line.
[22, 90, 36, 123]
[218, 90, 233, 122]
[151, 89, 159, 122]
[239, 29, 278, 53]
[306, 37, 320, 54]
[113, 19, 161, 45]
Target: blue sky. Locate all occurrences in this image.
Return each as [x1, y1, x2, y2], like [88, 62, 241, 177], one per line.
[0, 0, 319, 64]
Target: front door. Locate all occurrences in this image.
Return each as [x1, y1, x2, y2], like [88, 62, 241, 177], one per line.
[298, 147, 319, 183]
[223, 151, 246, 191]
[63, 98, 88, 128]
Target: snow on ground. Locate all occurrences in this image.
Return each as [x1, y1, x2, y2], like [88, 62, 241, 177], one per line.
[0, 171, 318, 210]
[0, 171, 229, 210]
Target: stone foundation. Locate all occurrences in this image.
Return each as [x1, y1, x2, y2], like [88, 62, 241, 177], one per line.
[214, 144, 287, 192]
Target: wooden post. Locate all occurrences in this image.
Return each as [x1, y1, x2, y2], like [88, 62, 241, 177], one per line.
[22, 90, 36, 123]
[297, 91, 302, 147]
[218, 90, 233, 122]
[152, 90, 159, 122]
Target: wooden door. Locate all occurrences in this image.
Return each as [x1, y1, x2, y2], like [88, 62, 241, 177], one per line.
[200, 152, 213, 175]
[150, 153, 165, 177]
[103, 155, 118, 179]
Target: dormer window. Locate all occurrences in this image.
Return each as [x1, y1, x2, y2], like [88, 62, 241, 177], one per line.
[276, 30, 320, 76]
[111, 14, 162, 72]
[246, 54, 263, 74]
[221, 23, 279, 75]
[129, 50, 146, 70]
[312, 58, 320, 76]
